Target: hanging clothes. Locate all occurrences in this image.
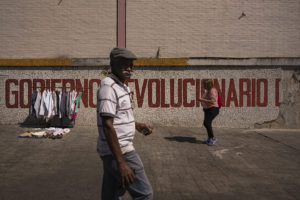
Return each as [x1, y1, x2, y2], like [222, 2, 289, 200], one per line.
[58, 92, 63, 118]
[69, 90, 77, 119]
[34, 90, 42, 118]
[71, 92, 82, 120]
[66, 91, 70, 117]
[46, 91, 57, 118]
[44, 90, 51, 117]
[29, 90, 38, 117]
[38, 90, 52, 118]
[60, 91, 67, 118]
[56, 91, 60, 115]
[39, 90, 47, 117]
[29, 89, 81, 122]
[46, 91, 54, 118]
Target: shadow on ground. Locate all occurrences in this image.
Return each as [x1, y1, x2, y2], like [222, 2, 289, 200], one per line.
[164, 136, 204, 144]
[20, 115, 75, 128]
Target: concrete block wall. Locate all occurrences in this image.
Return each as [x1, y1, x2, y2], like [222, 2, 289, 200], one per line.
[0, 0, 116, 58]
[1, 0, 300, 58]
[127, 0, 300, 58]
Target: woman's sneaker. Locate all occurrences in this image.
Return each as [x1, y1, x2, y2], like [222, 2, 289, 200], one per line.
[203, 138, 216, 145]
[207, 138, 216, 146]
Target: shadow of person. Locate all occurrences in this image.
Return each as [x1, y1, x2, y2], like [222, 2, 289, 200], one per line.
[164, 136, 203, 144]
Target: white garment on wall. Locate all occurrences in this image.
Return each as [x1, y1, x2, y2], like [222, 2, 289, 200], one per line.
[51, 91, 57, 117]
[58, 92, 62, 118]
[34, 91, 42, 118]
[33, 89, 79, 119]
[39, 90, 47, 116]
[46, 91, 53, 118]
[45, 90, 51, 116]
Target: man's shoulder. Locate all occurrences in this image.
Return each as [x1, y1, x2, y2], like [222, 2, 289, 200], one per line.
[97, 77, 115, 95]
[101, 77, 114, 87]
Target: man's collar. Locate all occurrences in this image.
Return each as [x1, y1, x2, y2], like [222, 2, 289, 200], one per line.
[107, 73, 124, 85]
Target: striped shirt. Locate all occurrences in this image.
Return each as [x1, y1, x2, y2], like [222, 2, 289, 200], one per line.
[96, 73, 135, 156]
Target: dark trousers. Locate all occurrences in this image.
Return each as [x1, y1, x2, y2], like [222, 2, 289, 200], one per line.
[203, 107, 219, 139]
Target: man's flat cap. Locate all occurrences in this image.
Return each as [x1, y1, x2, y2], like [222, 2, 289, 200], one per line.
[110, 47, 137, 60]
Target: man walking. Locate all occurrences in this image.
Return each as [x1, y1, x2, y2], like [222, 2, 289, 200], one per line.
[97, 47, 153, 200]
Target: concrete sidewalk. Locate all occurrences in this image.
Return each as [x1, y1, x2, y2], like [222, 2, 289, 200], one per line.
[0, 125, 299, 200]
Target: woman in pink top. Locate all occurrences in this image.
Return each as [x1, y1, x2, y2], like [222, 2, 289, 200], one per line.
[199, 79, 220, 146]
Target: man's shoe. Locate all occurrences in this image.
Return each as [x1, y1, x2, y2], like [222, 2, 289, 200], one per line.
[212, 137, 217, 142]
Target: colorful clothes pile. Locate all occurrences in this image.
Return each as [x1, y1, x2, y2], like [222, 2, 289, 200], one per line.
[19, 127, 71, 139]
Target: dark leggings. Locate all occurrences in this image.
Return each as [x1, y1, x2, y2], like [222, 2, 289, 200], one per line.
[203, 107, 219, 139]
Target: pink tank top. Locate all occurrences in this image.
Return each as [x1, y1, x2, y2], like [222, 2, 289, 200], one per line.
[201, 88, 219, 109]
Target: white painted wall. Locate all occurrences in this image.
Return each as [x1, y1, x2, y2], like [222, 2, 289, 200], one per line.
[0, 66, 285, 128]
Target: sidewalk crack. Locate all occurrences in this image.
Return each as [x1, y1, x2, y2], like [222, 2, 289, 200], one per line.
[256, 132, 298, 151]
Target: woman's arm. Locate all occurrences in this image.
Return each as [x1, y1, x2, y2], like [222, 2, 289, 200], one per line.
[198, 97, 216, 104]
[199, 88, 217, 104]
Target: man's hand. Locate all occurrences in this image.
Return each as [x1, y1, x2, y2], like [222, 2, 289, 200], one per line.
[136, 122, 153, 136]
[118, 161, 136, 189]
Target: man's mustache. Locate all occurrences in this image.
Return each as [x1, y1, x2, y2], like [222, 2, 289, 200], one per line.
[123, 70, 133, 75]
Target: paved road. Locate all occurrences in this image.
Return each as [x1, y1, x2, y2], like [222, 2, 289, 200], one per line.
[0, 125, 299, 200]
